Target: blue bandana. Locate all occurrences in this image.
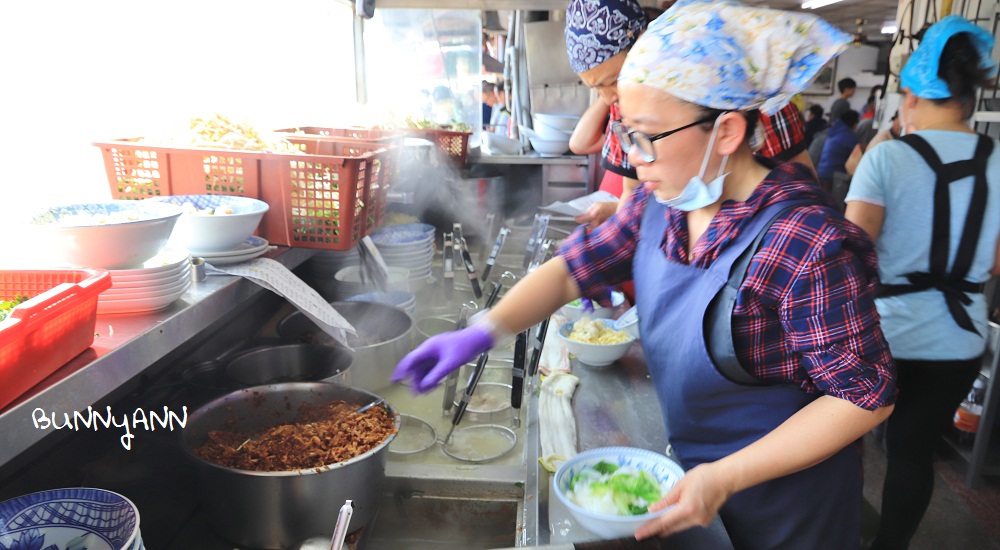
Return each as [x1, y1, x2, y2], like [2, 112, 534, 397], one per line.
[900, 15, 997, 99]
[565, 0, 647, 74]
[619, 0, 850, 115]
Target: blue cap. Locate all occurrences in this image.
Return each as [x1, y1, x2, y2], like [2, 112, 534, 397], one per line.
[565, 0, 648, 74]
[900, 15, 997, 99]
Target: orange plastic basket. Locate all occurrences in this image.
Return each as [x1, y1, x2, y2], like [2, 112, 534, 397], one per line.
[0, 269, 111, 410]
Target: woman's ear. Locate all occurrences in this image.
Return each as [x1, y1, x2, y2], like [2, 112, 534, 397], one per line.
[715, 112, 748, 156]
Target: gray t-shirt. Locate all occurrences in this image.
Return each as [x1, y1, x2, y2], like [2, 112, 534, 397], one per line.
[846, 130, 1000, 360]
[829, 98, 851, 125]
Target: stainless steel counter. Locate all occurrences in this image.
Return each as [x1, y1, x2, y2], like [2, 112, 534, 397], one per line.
[470, 152, 589, 166]
[0, 246, 317, 474]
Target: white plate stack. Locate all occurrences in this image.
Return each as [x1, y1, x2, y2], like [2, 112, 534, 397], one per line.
[99, 248, 192, 315]
[195, 236, 271, 266]
[370, 223, 436, 286]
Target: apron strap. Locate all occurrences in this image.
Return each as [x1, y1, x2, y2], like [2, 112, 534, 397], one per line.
[882, 134, 994, 334]
[704, 200, 812, 386]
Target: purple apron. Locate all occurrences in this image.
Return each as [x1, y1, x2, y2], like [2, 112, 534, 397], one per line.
[632, 197, 862, 549]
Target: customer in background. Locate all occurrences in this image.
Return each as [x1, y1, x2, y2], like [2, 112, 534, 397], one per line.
[817, 109, 860, 191]
[845, 112, 901, 177]
[861, 85, 884, 120]
[481, 81, 495, 130]
[845, 16, 1000, 550]
[565, 0, 648, 228]
[490, 83, 511, 136]
[829, 77, 857, 123]
[804, 104, 827, 148]
[395, 1, 896, 546]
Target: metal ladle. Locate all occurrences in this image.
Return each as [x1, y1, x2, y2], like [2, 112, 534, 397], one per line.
[287, 500, 354, 550]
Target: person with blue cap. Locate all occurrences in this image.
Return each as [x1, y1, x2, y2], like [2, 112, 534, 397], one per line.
[564, 0, 647, 228]
[845, 16, 1000, 550]
[394, 1, 896, 546]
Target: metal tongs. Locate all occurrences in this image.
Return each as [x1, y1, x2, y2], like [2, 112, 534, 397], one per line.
[444, 280, 503, 444]
[522, 213, 551, 269]
[454, 223, 482, 299]
[442, 232, 454, 300]
[329, 500, 354, 550]
[441, 301, 477, 415]
[511, 330, 528, 428]
[481, 226, 510, 283]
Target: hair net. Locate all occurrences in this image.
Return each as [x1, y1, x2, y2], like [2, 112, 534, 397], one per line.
[900, 15, 997, 99]
[618, 0, 850, 115]
[565, 0, 648, 74]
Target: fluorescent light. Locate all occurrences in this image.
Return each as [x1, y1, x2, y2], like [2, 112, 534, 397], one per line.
[881, 24, 898, 34]
[801, 0, 844, 9]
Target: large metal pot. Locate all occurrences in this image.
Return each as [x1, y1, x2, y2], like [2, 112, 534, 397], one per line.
[277, 301, 413, 393]
[180, 382, 399, 549]
[224, 344, 352, 387]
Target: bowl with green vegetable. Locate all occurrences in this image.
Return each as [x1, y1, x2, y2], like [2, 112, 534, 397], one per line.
[553, 446, 685, 539]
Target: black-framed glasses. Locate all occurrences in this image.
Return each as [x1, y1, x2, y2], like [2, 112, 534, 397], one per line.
[612, 115, 717, 163]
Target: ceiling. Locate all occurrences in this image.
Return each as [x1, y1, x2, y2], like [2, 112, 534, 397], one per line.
[742, 0, 901, 43]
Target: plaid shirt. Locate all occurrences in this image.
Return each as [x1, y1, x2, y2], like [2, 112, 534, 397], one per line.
[757, 103, 807, 162]
[601, 103, 638, 179]
[557, 163, 896, 410]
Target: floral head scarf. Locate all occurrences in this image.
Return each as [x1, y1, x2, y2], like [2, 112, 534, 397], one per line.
[565, 0, 648, 74]
[619, 0, 850, 115]
[900, 15, 997, 99]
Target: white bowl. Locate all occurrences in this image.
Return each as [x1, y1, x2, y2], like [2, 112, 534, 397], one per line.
[483, 132, 522, 155]
[534, 113, 580, 132]
[0, 487, 142, 550]
[554, 447, 685, 539]
[147, 195, 269, 253]
[28, 201, 183, 269]
[559, 291, 626, 322]
[528, 136, 570, 157]
[532, 118, 574, 140]
[558, 319, 636, 367]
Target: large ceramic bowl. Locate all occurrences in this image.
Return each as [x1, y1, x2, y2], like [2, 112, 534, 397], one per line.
[554, 447, 685, 539]
[558, 319, 636, 367]
[559, 291, 626, 322]
[0, 487, 143, 550]
[534, 113, 580, 132]
[147, 195, 269, 253]
[28, 201, 183, 269]
[528, 136, 570, 157]
[482, 132, 522, 155]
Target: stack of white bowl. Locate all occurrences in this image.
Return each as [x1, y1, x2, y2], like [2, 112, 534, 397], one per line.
[301, 249, 361, 300]
[99, 247, 192, 315]
[370, 223, 436, 287]
[327, 265, 411, 301]
[529, 113, 580, 157]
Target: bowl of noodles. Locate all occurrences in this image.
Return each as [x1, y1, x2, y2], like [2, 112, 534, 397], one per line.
[558, 318, 636, 367]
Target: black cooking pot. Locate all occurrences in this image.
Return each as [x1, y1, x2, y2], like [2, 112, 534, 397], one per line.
[224, 344, 352, 387]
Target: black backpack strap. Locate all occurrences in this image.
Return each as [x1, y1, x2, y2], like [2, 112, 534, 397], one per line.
[704, 201, 810, 386]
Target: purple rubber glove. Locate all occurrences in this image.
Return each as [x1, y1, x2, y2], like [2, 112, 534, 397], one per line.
[580, 298, 595, 314]
[391, 324, 494, 393]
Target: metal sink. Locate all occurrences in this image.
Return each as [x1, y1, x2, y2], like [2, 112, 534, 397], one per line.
[366, 477, 523, 550]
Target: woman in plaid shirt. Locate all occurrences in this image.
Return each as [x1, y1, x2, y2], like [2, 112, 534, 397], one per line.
[395, 1, 896, 547]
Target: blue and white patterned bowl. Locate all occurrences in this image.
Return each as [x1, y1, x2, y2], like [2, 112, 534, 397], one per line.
[147, 195, 269, 253]
[370, 223, 435, 247]
[29, 201, 183, 269]
[554, 447, 685, 539]
[0, 488, 142, 550]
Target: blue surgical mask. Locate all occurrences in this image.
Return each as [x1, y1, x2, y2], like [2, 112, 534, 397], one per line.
[655, 116, 730, 211]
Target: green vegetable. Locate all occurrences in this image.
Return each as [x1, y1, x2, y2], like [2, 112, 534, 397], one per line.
[568, 463, 664, 516]
[0, 295, 30, 323]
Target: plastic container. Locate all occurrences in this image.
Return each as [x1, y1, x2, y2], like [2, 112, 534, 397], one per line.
[94, 138, 393, 251]
[0, 269, 112, 410]
[954, 376, 987, 445]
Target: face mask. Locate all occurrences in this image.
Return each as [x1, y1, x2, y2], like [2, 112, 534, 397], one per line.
[655, 115, 730, 211]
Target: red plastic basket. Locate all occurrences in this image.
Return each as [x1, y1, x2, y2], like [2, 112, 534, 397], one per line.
[403, 128, 470, 167]
[0, 269, 111, 410]
[94, 138, 393, 250]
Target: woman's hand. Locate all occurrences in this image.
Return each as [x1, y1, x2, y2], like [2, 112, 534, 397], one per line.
[634, 462, 734, 539]
[574, 201, 618, 228]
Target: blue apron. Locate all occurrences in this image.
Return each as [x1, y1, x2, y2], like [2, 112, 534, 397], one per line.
[633, 198, 862, 549]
